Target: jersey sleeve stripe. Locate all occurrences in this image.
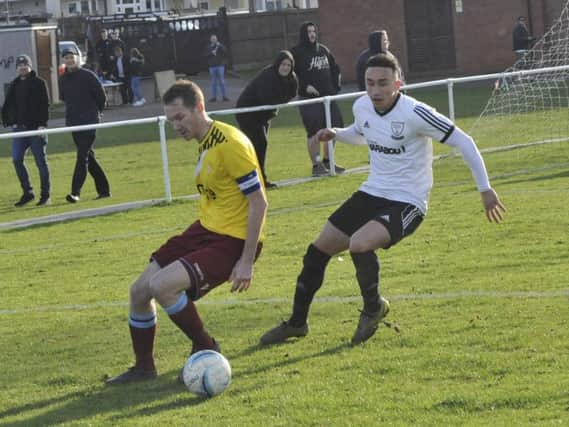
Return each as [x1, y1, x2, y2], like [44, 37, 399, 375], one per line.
[414, 105, 453, 130]
[440, 125, 455, 143]
[413, 105, 453, 133]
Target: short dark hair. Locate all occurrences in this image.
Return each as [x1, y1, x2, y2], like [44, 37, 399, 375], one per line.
[163, 80, 204, 109]
[366, 53, 402, 78]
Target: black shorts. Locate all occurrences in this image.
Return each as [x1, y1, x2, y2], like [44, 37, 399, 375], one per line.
[328, 191, 424, 248]
[298, 100, 344, 138]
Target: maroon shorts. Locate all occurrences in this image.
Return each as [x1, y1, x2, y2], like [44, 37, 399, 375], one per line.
[151, 221, 263, 300]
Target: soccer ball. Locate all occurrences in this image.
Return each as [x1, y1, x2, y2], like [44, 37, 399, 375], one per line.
[182, 350, 232, 397]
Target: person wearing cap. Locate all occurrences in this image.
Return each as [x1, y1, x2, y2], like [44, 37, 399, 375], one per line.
[59, 48, 111, 203]
[1, 54, 51, 206]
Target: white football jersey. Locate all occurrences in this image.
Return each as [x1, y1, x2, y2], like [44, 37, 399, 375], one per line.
[353, 93, 455, 213]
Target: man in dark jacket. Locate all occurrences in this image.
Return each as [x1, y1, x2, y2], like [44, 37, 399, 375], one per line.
[236, 50, 298, 188]
[60, 49, 111, 203]
[1, 54, 51, 206]
[355, 30, 389, 91]
[513, 16, 535, 59]
[291, 21, 345, 177]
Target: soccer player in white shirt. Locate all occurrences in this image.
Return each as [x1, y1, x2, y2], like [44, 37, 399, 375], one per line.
[260, 53, 506, 346]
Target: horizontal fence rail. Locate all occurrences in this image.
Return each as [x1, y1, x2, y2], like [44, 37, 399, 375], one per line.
[1, 65, 568, 203]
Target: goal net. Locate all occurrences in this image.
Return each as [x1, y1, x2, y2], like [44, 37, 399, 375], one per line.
[469, 1, 569, 152]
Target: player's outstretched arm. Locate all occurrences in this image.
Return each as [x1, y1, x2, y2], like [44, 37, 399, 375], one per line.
[444, 128, 507, 224]
[310, 125, 367, 149]
[481, 189, 507, 223]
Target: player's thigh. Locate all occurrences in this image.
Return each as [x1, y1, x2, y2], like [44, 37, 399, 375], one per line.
[328, 191, 381, 239]
[313, 220, 350, 255]
[350, 221, 391, 252]
[148, 260, 192, 301]
[130, 260, 161, 306]
[179, 239, 250, 300]
[352, 202, 424, 251]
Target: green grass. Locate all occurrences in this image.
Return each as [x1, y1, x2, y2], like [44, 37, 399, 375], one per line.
[0, 88, 568, 426]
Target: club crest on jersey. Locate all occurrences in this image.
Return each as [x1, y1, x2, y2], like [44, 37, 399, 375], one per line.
[391, 121, 405, 140]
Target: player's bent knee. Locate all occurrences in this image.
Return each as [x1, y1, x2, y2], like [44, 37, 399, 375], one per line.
[148, 271, 169, 300]
[129, 278, 152, 307]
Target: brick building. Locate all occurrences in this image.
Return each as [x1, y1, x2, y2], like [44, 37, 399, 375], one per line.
[317, 0, 565, 82]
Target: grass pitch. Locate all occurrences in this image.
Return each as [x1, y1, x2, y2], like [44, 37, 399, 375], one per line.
[0, 87, 568, 426]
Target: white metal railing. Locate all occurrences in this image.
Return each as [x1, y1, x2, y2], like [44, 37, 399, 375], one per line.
[1, 64, 568, 202]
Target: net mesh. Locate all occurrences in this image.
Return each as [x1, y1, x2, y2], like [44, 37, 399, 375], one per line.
[469, 1, 569, 150]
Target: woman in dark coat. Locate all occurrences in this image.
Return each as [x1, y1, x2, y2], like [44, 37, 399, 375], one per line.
[236, 50, 298, 188]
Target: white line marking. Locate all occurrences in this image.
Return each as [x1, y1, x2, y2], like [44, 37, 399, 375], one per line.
[1, 290, 567, 316]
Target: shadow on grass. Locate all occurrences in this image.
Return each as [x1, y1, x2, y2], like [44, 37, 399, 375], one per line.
[1, 340, 352, 425]
[227, 341, 352, 378]
[0, 375, 204, 426]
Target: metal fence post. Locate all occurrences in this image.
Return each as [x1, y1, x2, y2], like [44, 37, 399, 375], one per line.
[447, 79, 458, 156]
[324, 96, 336, 176]
[447, 79, 455, 122]
[158, 117, 172, 202]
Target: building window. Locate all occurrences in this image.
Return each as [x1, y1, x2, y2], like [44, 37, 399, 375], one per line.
[455, 0, 463, 13]
[199, 1, 208, 9]
[91, 0, 97, 11]
[68, 2, 78, 14]
[154, 0, 160, 9]
[81, 0, 89, 13]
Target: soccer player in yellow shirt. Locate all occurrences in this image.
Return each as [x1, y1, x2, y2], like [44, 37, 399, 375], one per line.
[106, 80, 268, 385]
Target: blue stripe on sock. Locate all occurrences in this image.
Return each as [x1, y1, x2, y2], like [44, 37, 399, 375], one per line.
[129, 312, 157, 328]
[164, 293, 188, 315]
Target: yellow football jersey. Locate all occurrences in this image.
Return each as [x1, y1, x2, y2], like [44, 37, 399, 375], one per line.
[195, 120, 265, 241]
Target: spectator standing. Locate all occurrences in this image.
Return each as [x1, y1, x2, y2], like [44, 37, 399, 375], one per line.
[59, 49, 111, 203]
[236, 50, 298, 188]
[513, 16, 535, 60]
[111, 46, 132, 105]
[105, 80, 267, 385]
[1, 54, 51, 206]
[95, 29, 114, 79]
[129, 48, 146, 106]
[291, 21, 345, 177]
[355, 30, 389, 91]
[206, 34, 230, 102]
